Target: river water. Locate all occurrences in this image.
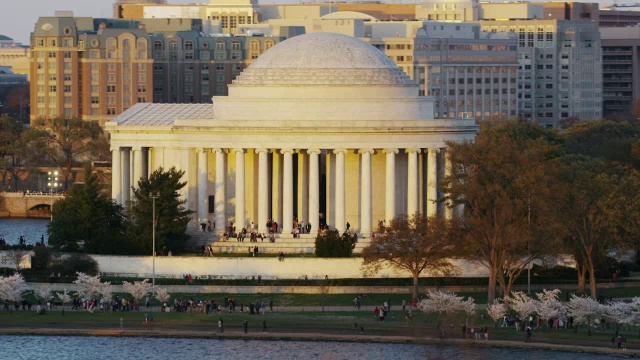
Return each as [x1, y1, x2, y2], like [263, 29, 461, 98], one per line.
[0, 335, 625, 360]
[0, 218, 50, 245]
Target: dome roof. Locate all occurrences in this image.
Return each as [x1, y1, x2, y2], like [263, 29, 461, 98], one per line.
[232, 32, 414, 87]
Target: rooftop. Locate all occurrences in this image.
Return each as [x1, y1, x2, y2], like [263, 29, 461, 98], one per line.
[110, 103, 211, 126]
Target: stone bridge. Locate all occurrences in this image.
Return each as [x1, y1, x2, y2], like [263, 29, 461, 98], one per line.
[0, 192, 65, 218]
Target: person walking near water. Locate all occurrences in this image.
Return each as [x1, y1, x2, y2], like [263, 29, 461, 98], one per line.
[525, 326, 532, 342]
[243, 320, 248, 333]
[218, 318, 224, 333]
[262, 320, 267, 333]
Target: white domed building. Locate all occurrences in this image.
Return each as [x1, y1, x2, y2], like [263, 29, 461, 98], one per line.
[106, 32, 477, 251]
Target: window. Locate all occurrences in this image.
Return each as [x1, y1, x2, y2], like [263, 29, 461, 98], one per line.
[154, 41, 163, 51]
[107, 108, 116, 115]
[37, 38, 45, 47]
[49, 85, 57, 93]
[49, 39, 56, 47]
[48, 52, 56, 58]
[138, 85, 146, 93]
[216, 42, 225, 51]
[63, 51, 72, 59]
[91, 96, 99, 104]
[184, 41, 194, 50]
[231, 41, 241, 51]
[64, 85, 71, 93]
[107, 85, 116, 93]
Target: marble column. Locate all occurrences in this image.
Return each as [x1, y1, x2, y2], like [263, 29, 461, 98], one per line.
[333, 149, 346, 233]
[132, 147, 143, 189]
[308, 149, 321, 233]
[141, 148, 148, 181]
[360, 149, 373, 237]
[122, 148, 131, 204]
[444, 149, 453, 220]
[407, 148, 419, 216]
[213, 149, 226, 234]
[256, 149, 269, 234]
[271, 151, 283, 226]
[282, 149, 294, 234]
[384, 148, 398, 224]
[234, 148, 245, 229]
[111, 147, 122, 204]
[297, 151, 309, 224]
[197, 148, 209, 228]
[427, 148, 438, 217]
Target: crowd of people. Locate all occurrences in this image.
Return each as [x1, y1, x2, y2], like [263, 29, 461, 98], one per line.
[169, 296, 274, 315]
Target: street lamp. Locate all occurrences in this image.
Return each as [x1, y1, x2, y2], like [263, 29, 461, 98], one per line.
[149, 192, 160, 296]
[47, 171, 59, 220]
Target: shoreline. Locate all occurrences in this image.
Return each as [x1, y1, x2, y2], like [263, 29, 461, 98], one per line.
[0, 328, 637, 357]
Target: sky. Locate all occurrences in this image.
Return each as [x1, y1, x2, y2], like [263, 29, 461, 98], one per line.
[0, 0, 629, 45]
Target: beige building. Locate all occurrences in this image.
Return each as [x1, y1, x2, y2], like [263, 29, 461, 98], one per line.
[29, 15, 284, 126]
[106, 33, 477, 242]
[0, 36, 30, 79]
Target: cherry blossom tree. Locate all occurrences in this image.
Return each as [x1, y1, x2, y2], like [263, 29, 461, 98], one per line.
[0, 273, 27, 313]
[567, 294, 604, 336]
[487, 299, 508, 328]
[32, 287, 52, 306]
[154, 287, 171, 307]
[418, 290, 476, 326]
[505, 291, 538, 328]
[100, 284, 113, 312]
[56, 289, 72, 315]
[73, 272, 105, 301]
[615, 298, 640, 338]
[122, 279, 152, 311]
[535, 289, 566, 329]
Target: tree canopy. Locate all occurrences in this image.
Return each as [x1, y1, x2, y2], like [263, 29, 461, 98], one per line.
[127, 167, 193, 254]
[443, 121, 561, 303]
[48, 167, 127, 253]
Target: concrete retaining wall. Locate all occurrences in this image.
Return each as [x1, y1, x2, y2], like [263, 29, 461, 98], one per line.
[91, 255, 490, 279]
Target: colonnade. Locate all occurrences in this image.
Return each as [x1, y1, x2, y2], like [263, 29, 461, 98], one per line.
[111, 147, 454, 237]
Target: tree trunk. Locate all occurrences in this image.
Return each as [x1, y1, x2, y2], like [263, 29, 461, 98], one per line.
[412, 272, 419, 300]
[587, 257, 597, 300]
[487, 268, 497, 304]
[577, 265, 587, 294]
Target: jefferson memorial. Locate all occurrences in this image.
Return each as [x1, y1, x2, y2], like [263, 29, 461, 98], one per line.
[106, 33, 478, 241]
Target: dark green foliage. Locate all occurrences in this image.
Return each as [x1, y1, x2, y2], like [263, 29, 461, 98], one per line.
[314, 230, 357, 257]
[48, 166, 127, 253]
[31, 244, 52, 271]
[127, 167, 193, 254]
[562, 120, 639, 166]
[49, 253, 99, 276]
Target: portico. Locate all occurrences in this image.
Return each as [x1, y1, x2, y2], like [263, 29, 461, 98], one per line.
[106, 33, 478, 239]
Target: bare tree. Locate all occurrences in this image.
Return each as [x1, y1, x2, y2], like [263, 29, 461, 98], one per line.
[362, 214, 459, 300]
[6, 249, 28, 271]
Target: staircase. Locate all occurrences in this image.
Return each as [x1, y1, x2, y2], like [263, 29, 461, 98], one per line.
[185, 232, 373, 254]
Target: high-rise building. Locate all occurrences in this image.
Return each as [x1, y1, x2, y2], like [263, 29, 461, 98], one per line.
[0, 36, 30, 79]
[480, 19, 602, 125]
[601, 27, 640, 119]
[30, 15, 284, 126]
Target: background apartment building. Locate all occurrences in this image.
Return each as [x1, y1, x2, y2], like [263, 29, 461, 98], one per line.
[600, 26, 640, 119]
[480, 19, 602, 125]
[30, 15, 284, 125]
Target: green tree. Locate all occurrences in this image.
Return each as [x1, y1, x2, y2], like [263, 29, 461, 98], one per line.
[443, 121, 561, 303]
[314, 229, 357, 258]
[554, 155, 633, 298]
[361, 214, 458, 299]
[0, 115, 27, 190]
[49, 167, 127, 253]
[563, 120, 639, 167]
[22, 118, 109, 189]
[127, 167, 193, 254]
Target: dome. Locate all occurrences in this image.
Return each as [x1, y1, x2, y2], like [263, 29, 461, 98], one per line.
[232, 32, 415, 87]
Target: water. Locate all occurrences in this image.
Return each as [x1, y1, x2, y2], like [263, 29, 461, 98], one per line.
[0, 336, 625, 360]
[0, 218, 50, 245]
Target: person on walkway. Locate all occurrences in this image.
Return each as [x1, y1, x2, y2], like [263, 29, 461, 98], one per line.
[484, 327, 488, 341]
[462, 324, 466, 339]
[262, 320, 267, 333]
[145, 295, 150, 309]
[617, 336, 623, 349]
[269, 299, 273, 312]
[243, 320, 248, 334]
[525, 326, 532, 342]
[218, 318, 224, 333]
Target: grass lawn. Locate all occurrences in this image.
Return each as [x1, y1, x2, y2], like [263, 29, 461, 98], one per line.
[2, 307, 640, 352]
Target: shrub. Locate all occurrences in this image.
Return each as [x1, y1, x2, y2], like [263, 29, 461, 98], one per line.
[31, 245, 53, 271]
[50, 253, 99, 276]
[314, 230, 357, 258]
